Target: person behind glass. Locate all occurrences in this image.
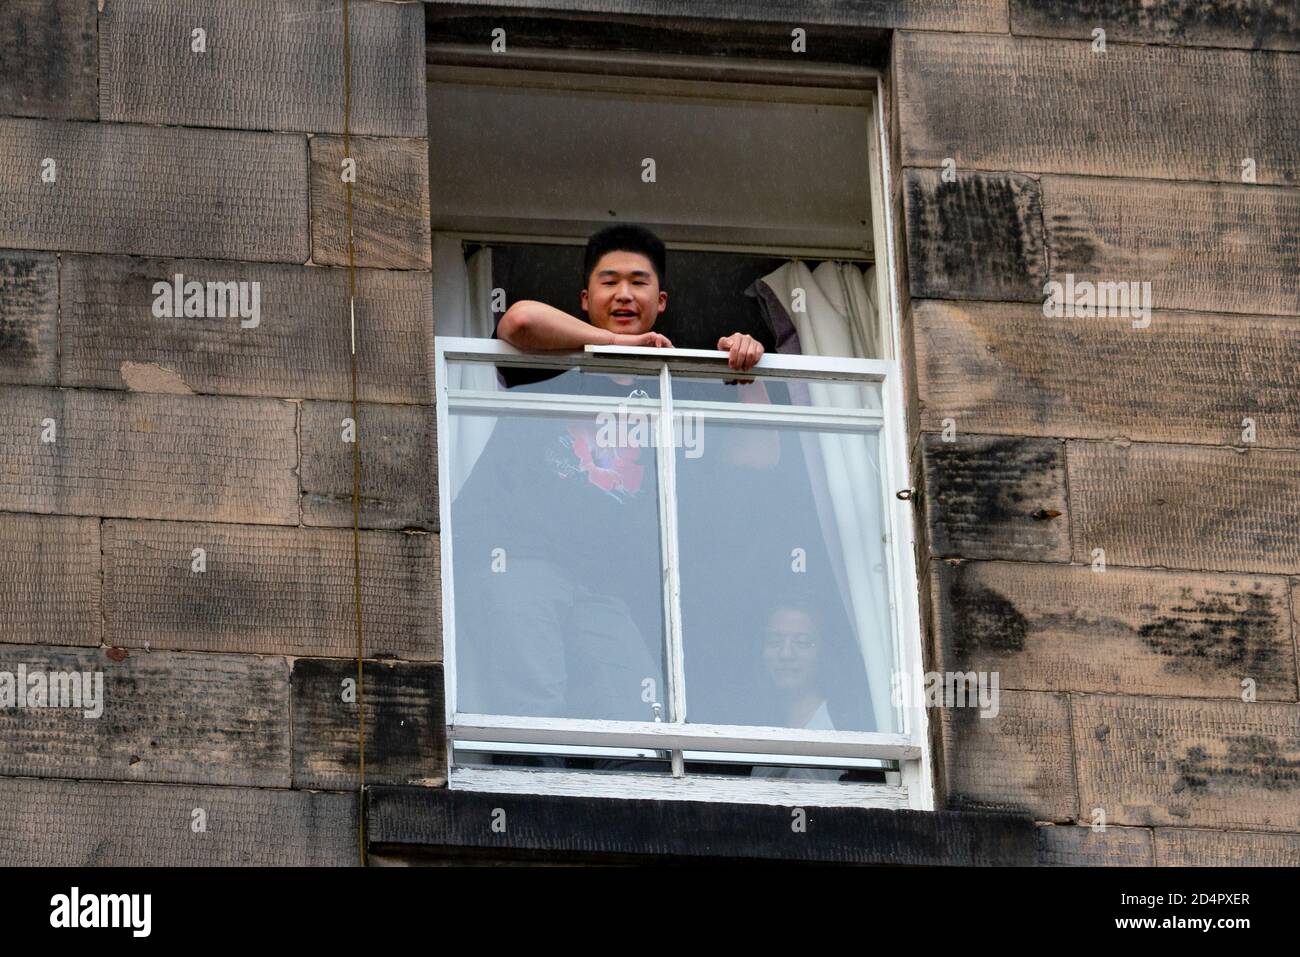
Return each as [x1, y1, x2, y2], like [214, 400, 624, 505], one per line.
[453, 225, 768, 734]
[760, 603, 835, 731]
[751, 600, 845, 781]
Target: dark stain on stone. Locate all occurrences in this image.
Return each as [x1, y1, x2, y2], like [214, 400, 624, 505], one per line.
[3, 3, 82, 107]
[949, 573, 1029, 656]
[41, 9, 70, 102]
[1138, 590, 1279, 676]
[1012, 0, 1300, 50]
[905, 170, 1047, 302]
[925, 436, 1062, 545]
[0, 254, 51, 370]
[1175, 735, 1300, 793]
[1045, 208, 1101, 272]
[368, 667, 435, 767]
[0, 316, 35, 367]
[946, 792, 1034, 818]
[291, 658, 442, 781]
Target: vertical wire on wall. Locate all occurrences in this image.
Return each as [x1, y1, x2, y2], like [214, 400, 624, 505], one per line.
[342, 0, 368, 868]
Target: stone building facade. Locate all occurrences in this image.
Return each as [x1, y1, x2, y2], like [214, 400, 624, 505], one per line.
[1, 0, 1297, 865]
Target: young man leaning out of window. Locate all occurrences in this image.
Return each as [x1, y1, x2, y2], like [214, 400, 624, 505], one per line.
[497, 224, 765, 372]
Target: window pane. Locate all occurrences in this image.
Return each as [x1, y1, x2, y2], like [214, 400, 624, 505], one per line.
[449, 402, 669, 723]
[674, 416, 898, 734]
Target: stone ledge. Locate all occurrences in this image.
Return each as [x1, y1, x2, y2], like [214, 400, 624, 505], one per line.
[367, 785, 1037, 865]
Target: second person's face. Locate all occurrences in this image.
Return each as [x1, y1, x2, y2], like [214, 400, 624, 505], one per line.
[762, 608, 821, 693]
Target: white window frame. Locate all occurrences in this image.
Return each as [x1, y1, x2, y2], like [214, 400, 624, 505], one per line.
[436, 339, 930, 810]
[429, 55, 932, 811]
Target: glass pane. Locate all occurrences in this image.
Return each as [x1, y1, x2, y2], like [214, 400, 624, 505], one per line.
[672, 374, 880, 410]
[674, 418, 897, 734]
[449, 404, 668, 723]
[446, 360, 661, 399]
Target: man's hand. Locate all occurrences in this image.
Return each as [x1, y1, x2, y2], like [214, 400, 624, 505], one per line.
[613, 331, 673, 349]
[717, 333, 764, 372]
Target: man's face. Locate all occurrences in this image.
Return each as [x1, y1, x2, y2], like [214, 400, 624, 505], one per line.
[580, 250, 667, 336]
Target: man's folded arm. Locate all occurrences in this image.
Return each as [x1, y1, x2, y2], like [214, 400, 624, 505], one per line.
[498, 300, 673, 351]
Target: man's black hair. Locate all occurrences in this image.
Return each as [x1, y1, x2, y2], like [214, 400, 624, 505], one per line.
[583, 224, 667, 288]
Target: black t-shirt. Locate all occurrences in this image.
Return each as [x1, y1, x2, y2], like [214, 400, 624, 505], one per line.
[450, 322, 666, 619]
[451, 367, 662, 599]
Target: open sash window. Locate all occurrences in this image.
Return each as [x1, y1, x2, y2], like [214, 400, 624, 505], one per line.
[435, 337, 930, 809]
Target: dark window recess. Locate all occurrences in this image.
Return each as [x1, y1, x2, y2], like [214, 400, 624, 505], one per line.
[483, 242, 781, 353]
[427, 9, 887, 65]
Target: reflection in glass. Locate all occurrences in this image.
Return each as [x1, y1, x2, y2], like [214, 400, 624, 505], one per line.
[449, 400, 667, 723]
[675, 419, 896, 734]
[446, 362, 660, 501]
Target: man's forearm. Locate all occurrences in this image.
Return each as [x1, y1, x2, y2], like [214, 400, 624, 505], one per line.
[497, 300, 616, 350]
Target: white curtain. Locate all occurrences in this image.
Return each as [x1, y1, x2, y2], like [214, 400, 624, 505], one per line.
[433, 235, 498, 498]
[756, 260, 895, 733]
